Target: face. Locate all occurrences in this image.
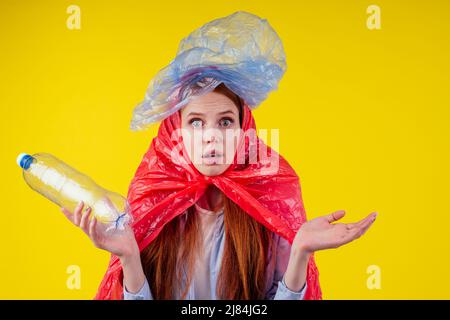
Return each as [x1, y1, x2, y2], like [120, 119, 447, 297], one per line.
[180, 89, 241, 176]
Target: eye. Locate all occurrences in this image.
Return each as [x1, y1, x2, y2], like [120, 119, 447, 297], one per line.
[189, 118, 203, 128]
[219, 117, 234, 128]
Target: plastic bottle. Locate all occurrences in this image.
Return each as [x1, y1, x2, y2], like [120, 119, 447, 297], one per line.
[16, 152, 131, 232]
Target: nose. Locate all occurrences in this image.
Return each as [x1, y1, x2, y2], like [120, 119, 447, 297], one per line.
[203, 128, 220, 144]
[205, 135, 215, 143]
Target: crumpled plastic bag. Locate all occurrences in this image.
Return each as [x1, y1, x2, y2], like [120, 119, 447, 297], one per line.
[130, 11, 287, 131]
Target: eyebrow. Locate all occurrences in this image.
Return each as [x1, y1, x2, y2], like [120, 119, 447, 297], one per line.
[186, 110, 236, 117]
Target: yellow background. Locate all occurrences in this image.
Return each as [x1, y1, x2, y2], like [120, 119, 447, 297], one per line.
[1, 0, 449, 299]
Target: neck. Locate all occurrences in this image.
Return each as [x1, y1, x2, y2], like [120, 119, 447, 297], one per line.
[200, 185, 223, 212]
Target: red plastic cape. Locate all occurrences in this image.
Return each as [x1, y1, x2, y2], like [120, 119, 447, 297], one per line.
[94, 103, 322, 299]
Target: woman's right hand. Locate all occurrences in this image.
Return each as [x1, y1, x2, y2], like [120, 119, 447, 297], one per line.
[61, 201, 139, 259]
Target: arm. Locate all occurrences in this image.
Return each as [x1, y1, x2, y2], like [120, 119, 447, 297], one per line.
[59, 201, 154, 300]
[123, 277, 153, 300]
[283, 209, 377, 298]
[266, 235, 307, 300]
[273, 274, 307, 300]
[282, 247, 310, 293]
[120, 253, 154, 300]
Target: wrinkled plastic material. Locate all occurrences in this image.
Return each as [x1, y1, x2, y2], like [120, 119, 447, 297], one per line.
[95, 103, 322, 300]
[130, 11, 287, 131]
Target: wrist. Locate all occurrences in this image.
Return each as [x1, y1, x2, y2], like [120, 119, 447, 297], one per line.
[291, 245, 312, 261]
[118, 247, 140, 266]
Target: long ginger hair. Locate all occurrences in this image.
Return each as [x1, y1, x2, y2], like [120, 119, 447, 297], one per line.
[140, 193, 275, 299]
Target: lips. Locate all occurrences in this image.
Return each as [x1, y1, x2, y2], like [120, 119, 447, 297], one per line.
[202, 149, 223, 158]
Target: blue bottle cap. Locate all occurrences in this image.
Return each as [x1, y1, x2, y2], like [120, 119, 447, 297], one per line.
[17, 153, 34, 170]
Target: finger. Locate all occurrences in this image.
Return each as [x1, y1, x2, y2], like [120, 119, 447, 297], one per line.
[333, 214, 377, 248]
[60, 207, 75, 224]
[73, 201, 84, 226]
[80, 206, 92, 233]
[335, 218, 372, 247]
[326, 210, 346, 223]
[88, 217, 100, 247]
[346, 212, 377, 230]
[357, 215, 377, 237]
[350, 215, 376, 239]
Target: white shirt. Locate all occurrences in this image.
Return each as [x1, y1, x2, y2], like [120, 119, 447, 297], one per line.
[191, 202, 223, 299]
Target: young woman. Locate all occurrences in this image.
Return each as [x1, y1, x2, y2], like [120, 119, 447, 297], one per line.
[61, 83, 377, 300]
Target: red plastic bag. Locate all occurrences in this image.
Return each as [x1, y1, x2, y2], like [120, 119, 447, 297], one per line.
[94, 103, 322, 299]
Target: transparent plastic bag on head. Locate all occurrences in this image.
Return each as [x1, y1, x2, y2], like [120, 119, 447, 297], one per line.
[130, 11, 287, 131]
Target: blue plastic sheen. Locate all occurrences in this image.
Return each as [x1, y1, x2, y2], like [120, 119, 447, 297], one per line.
[130, 11, 287, 131]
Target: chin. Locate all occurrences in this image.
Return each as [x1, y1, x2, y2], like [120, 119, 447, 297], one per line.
[197, 164, 230, 176]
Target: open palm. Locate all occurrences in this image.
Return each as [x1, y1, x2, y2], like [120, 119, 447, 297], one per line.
[293, 210, 377, 254]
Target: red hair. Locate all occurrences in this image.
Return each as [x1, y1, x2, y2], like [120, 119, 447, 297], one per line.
[140, 192, 274, 299]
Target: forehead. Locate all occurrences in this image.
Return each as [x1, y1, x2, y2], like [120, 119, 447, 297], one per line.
[181, 90, 239, 117]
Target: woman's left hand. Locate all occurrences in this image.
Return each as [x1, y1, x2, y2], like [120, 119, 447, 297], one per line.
[292, 210, 377, 255]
